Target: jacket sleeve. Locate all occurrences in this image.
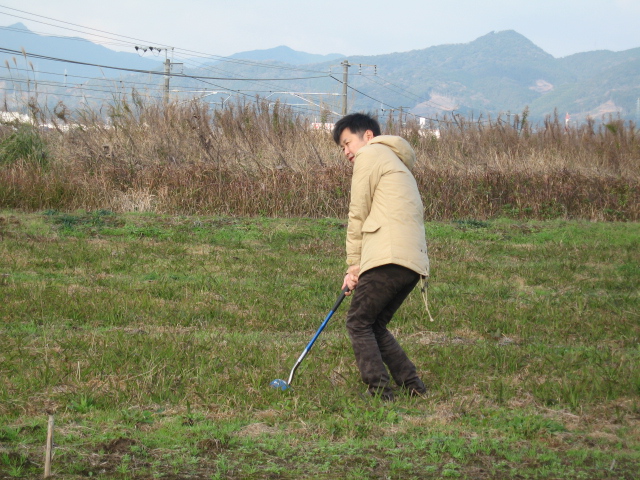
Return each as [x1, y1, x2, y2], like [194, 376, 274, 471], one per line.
[346, 148, 382, 266]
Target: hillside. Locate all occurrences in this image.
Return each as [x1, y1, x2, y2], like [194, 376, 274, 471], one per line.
[328, 31, 639, 121]
[0, 23, 163, 82]
[1, 24, 638, 123]
[207, 45, 344, 65]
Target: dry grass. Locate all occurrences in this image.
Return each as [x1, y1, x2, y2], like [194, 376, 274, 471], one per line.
[1, 98, 638, 220]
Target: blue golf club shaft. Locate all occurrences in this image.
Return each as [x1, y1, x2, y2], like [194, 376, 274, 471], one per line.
[285, 287, 349, 385]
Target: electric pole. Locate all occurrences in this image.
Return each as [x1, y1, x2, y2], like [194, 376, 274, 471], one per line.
[341, 60, 350, 116]
[164, 55, 170, 105]
[135, 45, 176, 105]
[332, 60, 377, 117]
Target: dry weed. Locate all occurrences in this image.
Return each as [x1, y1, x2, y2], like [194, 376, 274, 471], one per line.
[1, 99, 638, 219]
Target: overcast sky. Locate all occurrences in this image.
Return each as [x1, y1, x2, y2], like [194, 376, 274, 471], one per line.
[1, 0, 639, 59]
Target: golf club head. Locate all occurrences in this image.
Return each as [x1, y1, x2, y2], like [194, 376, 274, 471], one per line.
[269, 379, 290, 391]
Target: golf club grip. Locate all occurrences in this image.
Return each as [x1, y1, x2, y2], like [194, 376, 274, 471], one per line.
[304, 287, 350, 352]
[331, 286, 350, 311]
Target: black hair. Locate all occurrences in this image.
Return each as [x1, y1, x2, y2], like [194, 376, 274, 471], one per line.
[332, 113, 381, 145]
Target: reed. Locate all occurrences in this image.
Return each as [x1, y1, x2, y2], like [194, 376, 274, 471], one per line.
[0, 98, 638, 220]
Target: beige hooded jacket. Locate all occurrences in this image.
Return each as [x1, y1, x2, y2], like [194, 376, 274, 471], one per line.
[346, 135, 429, 277]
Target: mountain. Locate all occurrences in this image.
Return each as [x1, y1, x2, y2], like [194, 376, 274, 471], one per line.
[211, 45, 344, 66]
[341, 30, 562, 116]
[539, 49, 640, 119]
[173, 30, 640, 122]
[1, 24, 638, 123]
[173, 30, 639, 122]
[332, 30, 639, 122]
[0, 23, 163, 82]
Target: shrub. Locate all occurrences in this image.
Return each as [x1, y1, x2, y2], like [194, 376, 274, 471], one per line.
[0, 98, 638, 220]
[0, 123, 48, 167]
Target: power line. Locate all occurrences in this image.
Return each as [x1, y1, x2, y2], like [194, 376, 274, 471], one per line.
[3, 48, 432, 122]
[0, 75, 337, 119]
[0, 5, 169, 48]
[0, 66, 339, 104]
[329, 75, 451, 124]
[2, 62, 303, 98]
[0, 75, 163, 96]
[0, 24, 140, 51]
[360, 74, 458, 113]
[0, 47, 331, 81]
[0, 84, 164, 103]
[0, 5, 331, 75]
[0, 82, 318, 113]
[1, 65, 173, 90]
[329, 75, 391, 111]
[0, 5, 344, 113]
[0, 5, 442, 120]
[171, 52, 331, 102]
[361, 74, 422, 102]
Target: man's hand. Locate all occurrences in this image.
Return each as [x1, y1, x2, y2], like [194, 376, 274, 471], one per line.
[342, 265, 360, 295]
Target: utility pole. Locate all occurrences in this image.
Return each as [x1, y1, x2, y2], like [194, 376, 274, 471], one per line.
[135, 45, 176, 105]
[164, 54, 171, 105]
[331, 60, 377, 117]
[341, 60, 350, 116]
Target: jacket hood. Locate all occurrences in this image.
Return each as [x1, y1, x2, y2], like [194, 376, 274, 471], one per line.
[368, 135, 416, 171]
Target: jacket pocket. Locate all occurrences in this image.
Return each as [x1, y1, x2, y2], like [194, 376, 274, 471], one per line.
[362, 219, 381, 233]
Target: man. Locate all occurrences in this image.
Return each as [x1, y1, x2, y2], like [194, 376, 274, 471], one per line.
[333, 113, 429, 401]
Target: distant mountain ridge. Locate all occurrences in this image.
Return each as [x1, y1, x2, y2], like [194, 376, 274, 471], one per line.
[325, 30, 639, 121]
[1, 23, 638, 123]
[0, 23, 163, 80]
[214, 45, 344, 66]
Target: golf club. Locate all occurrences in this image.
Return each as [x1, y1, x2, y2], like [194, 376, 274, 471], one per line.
[270, 286, 350, 391]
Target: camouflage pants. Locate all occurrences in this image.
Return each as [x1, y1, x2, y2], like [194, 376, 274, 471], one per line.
[346, 264, 425, 398]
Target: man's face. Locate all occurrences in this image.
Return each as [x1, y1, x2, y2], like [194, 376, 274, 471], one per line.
[339, 128, 374, 164]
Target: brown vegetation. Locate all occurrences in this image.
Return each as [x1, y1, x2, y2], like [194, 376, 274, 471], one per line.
[1, 98, 638, 220]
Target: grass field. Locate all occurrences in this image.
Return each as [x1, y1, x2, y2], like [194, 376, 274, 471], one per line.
[0, 211, 639, 479]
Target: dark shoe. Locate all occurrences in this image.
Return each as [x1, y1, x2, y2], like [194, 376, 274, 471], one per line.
[364, 389, 395, 402]
[408, 387, 427, 397]
[402, 379, 427, 397]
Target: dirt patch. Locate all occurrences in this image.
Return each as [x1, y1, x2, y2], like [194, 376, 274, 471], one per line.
[410, 329, 483, 346]
[254, 408, 280, 420]
[236, 422, 279, 437]
[197, 437, 228, 454]
[186, 244, 213, 256]
[99, 437, 137, 454]
[530, 79, 554, 93]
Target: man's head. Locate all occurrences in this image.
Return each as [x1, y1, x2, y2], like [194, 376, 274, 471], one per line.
[333, 113, 381, 163]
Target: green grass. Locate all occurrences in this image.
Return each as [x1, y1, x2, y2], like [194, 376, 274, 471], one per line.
[0, 211, 638, 479]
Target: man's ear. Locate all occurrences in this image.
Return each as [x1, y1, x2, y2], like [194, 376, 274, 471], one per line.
[363, 129, 375, 141]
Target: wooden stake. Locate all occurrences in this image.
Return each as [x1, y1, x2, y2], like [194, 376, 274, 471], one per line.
[44, 415, 54, 478]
